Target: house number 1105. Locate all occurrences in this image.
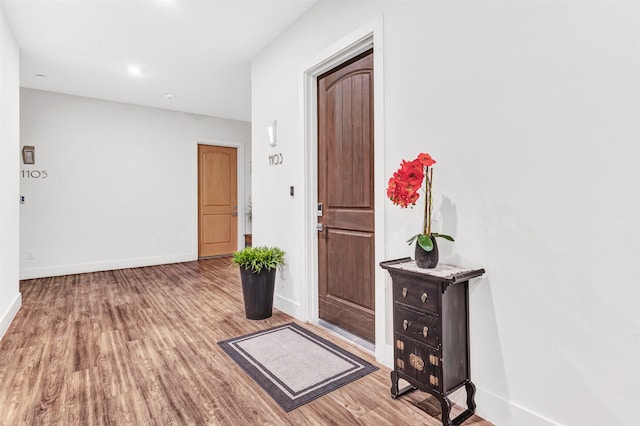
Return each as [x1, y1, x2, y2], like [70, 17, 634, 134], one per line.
[268, 153, 283, 166]
[21, 170, 48, 179]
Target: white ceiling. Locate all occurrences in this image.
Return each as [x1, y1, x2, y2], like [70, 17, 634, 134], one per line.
[1, 0, 317, 121]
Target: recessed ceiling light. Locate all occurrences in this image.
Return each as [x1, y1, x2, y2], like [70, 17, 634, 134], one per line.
[127, 66, 143, 76]
[164, 93, 176, 99]
[35, 74, 46, 78]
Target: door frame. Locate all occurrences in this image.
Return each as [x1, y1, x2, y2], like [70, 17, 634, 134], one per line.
[192, 138, 246, 259]
[301, 16, 389, 365]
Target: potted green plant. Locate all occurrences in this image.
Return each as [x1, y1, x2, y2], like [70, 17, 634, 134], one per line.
[232, 246, 285, 319]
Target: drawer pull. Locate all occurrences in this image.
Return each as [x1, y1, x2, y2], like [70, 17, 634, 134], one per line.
[409, 353, 425, 371]
[403, 320, 409, 330]
[422, 326, 429, 338]
[402, 287, 408, 298]
[397, 358, 405, 369]
[421, 292, 428, 303]
[396, 340, 404, 351]
[429, 375, 439, 387]
[429, 354, 439, 366]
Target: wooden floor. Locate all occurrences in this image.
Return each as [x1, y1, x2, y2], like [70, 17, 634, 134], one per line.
[0, 258, 492, 425]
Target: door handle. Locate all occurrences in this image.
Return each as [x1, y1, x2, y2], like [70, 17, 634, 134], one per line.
[316, 223, 327, 238]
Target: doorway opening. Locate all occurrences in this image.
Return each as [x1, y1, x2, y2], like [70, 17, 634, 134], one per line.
[317, 49, 375, 343]
[194, 139, 246, 260]
[302, 17, 387, 364]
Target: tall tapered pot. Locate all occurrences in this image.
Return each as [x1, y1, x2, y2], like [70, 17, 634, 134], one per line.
[239, 266, 276, 320]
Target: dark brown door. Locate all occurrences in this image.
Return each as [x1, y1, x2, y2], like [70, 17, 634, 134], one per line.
[198, 145, 238, 257]
[317, 49, 374, 342]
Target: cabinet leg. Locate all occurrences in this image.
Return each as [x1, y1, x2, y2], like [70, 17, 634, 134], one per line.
[389, 374, 476, 425]
[389, 371, 416, 399]
[438, 395, 453, 426]
[390, 370, 400, 399]
[465, 381, 477, 413]
[447, 381, 477, 426]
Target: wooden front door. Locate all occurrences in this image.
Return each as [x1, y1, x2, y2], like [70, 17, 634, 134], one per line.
[317, 49, 375, 342]
[198, 145, 238, 257]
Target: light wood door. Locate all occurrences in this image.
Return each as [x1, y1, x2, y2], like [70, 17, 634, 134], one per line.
[198, 145, 237, 257]
[317, 49, 375, 342]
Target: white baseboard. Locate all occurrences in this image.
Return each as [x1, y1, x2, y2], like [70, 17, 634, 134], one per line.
[475, 387, 559, 426]
[273, 293, 304, 320]
[383, 343, 394, 368]
[19, 253, 196, 280]
[0, 292, 22, 340]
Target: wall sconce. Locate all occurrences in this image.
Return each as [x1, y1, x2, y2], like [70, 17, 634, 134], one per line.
[268, 120, 277, 147]
[22, 146, 35, 165]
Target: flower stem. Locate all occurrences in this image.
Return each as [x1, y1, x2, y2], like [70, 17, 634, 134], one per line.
[422, 177, 428, 236]
[429, 168, 433, 235]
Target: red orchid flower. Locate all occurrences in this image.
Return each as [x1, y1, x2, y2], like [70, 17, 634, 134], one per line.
[418, 153, 436, 167]
[386, 151, 454, 251]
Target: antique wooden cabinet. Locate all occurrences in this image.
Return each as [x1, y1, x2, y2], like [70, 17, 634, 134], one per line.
[381, 258, 485, 426]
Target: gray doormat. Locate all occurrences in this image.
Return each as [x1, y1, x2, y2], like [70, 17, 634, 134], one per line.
[218, 322, 378, 412]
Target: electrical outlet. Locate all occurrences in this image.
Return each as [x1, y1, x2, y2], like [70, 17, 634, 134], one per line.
[27, 250, 36, 260]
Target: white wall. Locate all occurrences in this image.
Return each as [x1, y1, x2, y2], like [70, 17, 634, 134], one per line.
[20, 89, 251, 279]
[251, 2, 640, 425]
[0, 5, 21, 339]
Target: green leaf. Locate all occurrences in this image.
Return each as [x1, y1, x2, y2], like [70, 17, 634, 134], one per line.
[406, 235, 419, 245]
[417, 234, 433, 252]
[431, 233, 455, 242]
[232, 246, 286, 274]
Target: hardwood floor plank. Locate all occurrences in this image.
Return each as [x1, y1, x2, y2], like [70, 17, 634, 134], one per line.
[0, 258, 493, 425]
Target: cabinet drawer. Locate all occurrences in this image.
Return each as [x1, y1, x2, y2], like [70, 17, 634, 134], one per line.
[394, 305, 440, 349]
[393, 275, 438, 314]
[394, 334, 442, 392]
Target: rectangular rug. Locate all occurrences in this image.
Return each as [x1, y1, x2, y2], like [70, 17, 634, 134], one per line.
[217, 322, 378, 412]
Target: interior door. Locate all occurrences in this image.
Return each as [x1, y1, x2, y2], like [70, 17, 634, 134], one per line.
[317, 49, 375, 342]
[198, 145, 238, 257]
